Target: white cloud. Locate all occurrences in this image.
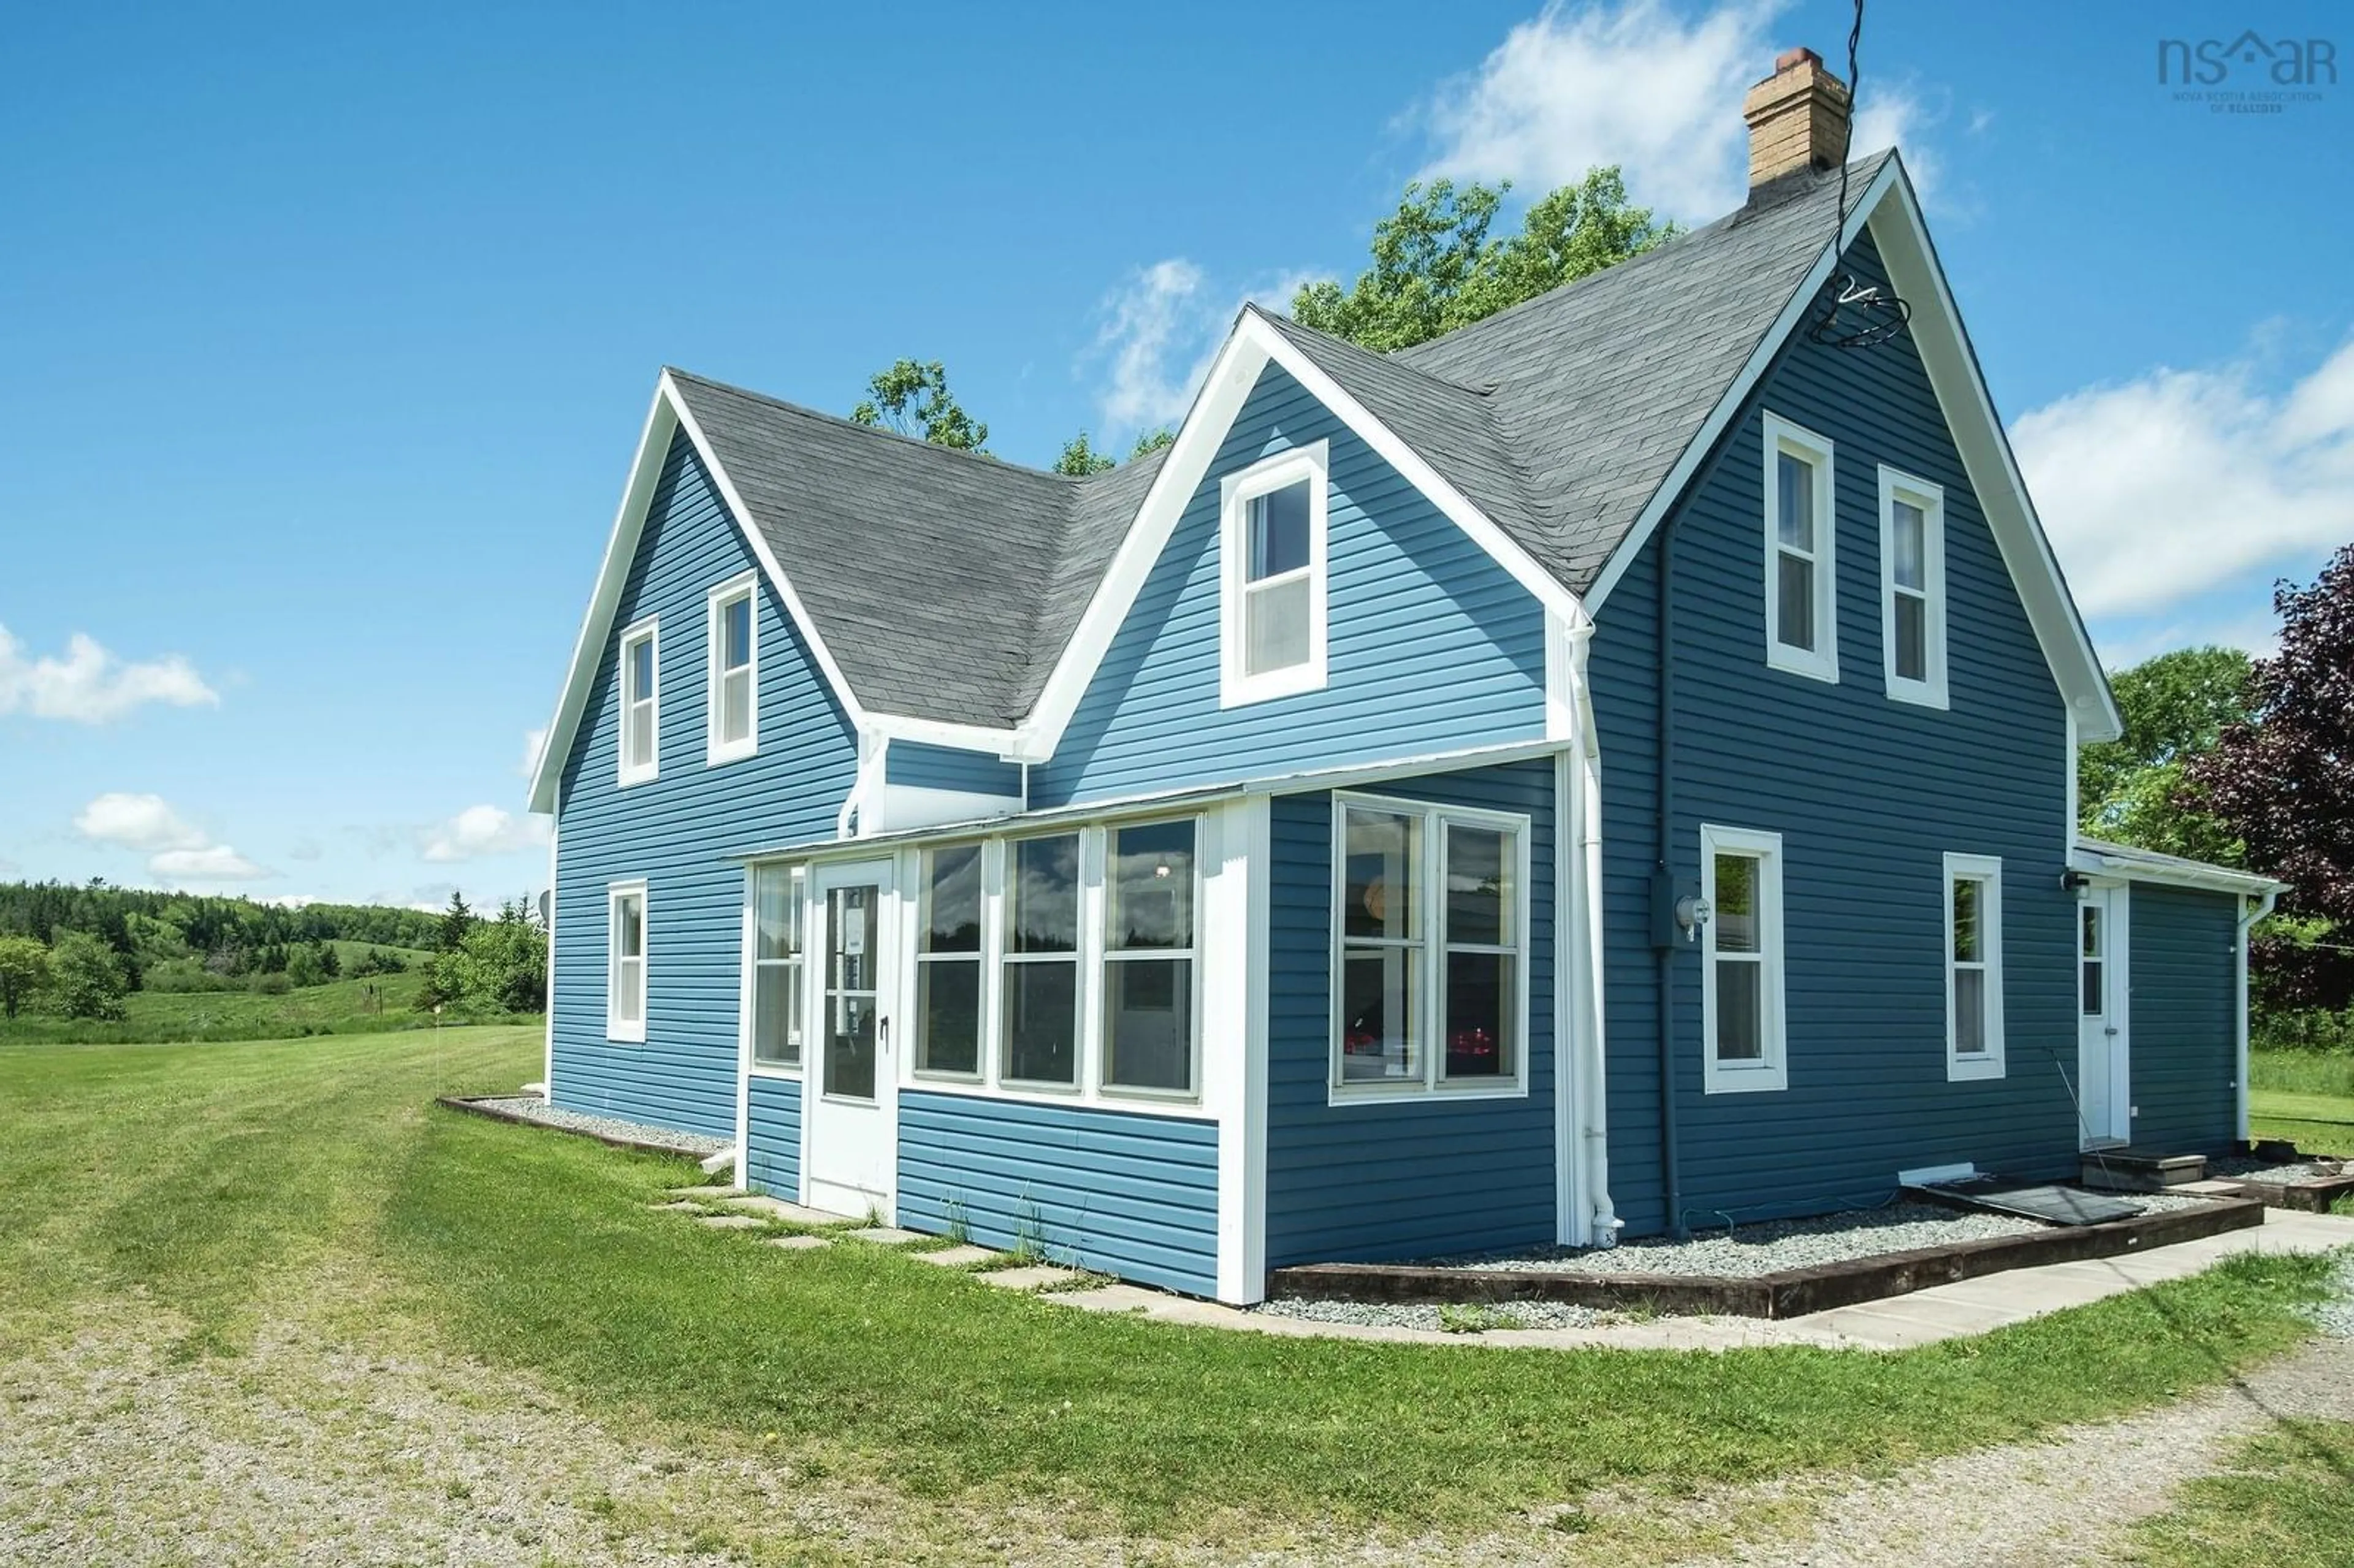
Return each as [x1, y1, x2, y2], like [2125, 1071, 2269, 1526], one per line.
[151, 846, 269, 881]
[0, 627, 218, 724]
[256, 894, 322, 910]
[419, 805, 552, 864]
[1851, 82, 1938, 204]
[2013, 337, 2354, 619]
[74, 793, 208, 853]
[1085, 261, 1320, 441]
[519, 728, 549, 779]
[1419, 0, 1781, 219]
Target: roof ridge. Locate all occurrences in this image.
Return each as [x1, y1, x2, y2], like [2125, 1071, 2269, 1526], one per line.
[1246, 304, 1499, 397]
[665, 366, 1081, 486]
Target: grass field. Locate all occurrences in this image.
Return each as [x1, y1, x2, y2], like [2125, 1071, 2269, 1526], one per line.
[2251, 1051, 2354, 1157]
[0, 1028, 2341, 1559]
[2129, 1418, 2354, 1567]
[0, 966, 535, 1046]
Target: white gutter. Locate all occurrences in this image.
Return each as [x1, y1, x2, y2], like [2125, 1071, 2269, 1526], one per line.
[1564, 622, 1619, 1244]
[2234, 886, 2280, 1143]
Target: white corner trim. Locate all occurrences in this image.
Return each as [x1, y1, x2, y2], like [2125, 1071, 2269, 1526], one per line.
[526, 374, 874, 814]
[1560, 625, 1617, 1244]
[1761, 412, 1838, 684]
[1219, 439, 1331, 707]
[1699, 823, 1788, 1095]
[1211, 796, 1270, 1304]
[1943, 851, 2006, 1082]
[1878, 465, 1949, 710]
[705, 571, 760, 766]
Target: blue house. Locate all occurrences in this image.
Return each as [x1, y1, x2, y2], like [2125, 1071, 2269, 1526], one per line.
[525, 49, 2280, 1304]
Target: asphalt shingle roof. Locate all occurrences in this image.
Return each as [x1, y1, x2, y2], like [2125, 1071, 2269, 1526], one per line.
[665, 155, 1894, 728]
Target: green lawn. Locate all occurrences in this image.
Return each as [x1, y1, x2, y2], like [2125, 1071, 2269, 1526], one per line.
[0, 1028, 2341, 1553]
[2251, 1050, 2354, 1156]
[2129, 1419, 2354, 1567]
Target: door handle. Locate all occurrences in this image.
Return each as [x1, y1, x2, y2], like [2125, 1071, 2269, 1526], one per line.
[879, 1016, 891, 1054]
[2104, 1026, 2120, 1037]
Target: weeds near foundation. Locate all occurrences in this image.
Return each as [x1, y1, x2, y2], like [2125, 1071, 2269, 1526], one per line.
[1438, 1303, 1520, 1334]
[1011, 1193, 1046, 1265]
[943, 1194, 970, 1247]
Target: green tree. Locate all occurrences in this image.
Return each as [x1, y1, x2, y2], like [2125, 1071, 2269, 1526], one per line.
[851, 359, 989, 451]
[2076, 646, 2252, 865]
[284, 943, 327, 989]
[1130, 428, 1175, 460]
[436, 890, 475, 953]
[435, 900, 549, 1016]
[1054, 433, 1117, 476]
[48, 930, 129, 1021]
[1290, 167, 1675, 352]
[0, 936, 51, 1021]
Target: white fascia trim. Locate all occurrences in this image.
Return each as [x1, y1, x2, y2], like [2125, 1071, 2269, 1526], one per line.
[1943, 852, 2005, 1082]
[1878, 464, 1950, 710]
[525, 375, 872, 813]
[1586, 156, 1902, 614]
[1023, 308, 1588, 760]
[866, 712, 1029, 759]
[1761, 411, 1839, 684]
[2066, 843, 2288, 898]
[706, 571, 760, 766]
[1699, 823, 1788, 1095]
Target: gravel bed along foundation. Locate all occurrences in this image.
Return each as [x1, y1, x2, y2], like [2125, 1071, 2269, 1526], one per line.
[1424, 1201, 2046, 1279]
[2211, 1152, 2348, 1185]
[463, 1095, 729, 1157]
[2308, 1248, 2354, 1340]
[2115, 1190, 2233, 1214]
[1249, 1297, 1615, 1332]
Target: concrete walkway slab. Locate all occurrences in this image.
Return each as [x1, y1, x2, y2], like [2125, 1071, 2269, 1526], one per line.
[668, 1186, 742, 1200]
[763, 1234, 829, 1251]
[845, 1226, 923, 1245]
[910, 1244, 997, 1268]
[696, 1213, 768, 1231]
[1059, 1284, 1170, 1313]
[649, 1200, 705, 1213]
[979, 1265, 1086, 1290]
[723, 1194, 851, 1226]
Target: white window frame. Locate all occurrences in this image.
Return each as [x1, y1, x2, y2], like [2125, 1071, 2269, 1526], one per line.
[617, 617, 660, 786]
[706, 574, 759, 764]
[1099, 815, 1205, 1102]
[606, 878, 648, 1043]
[912, 841, 986, 1083]
[1700, 824, 1788, 1095]
[1219, 439, 1330, 708]
[1944, 853, 2006, 1081]
[1761, 413, 1838, 684]
[1878, 466, 1949, 709]
[998, 829, 1087, 1094]
[747, 862, 804, 1075]
[1327, 791, 1533, 1105]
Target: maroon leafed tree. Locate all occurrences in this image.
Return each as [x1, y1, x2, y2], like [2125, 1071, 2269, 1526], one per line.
[2188, 543, 2354, 1010]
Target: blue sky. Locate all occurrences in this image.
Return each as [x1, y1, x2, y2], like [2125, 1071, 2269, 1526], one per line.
[4, 0, 2350, 908]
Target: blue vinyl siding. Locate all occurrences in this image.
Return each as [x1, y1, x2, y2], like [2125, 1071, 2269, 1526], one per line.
[549, 428, 858, 1138]
[885, 739, 1022, 796]
[1590, 230, 2079, 1236]
[1263, 758, 1558, 1266]
[1029, 363, 1547, 809]
[2128, 886, 2241, 1153]
[897, 1090, 1219, 1296]
[745, 1075, 802, 1195]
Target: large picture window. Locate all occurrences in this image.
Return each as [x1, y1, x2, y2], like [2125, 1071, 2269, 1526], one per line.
[1701, 825, 1786, 1094]
[607, 880, 648, 1042]
[707, 577, 758, 761]
[916, 844, 983, 1077]
[750, 864, 802, 1068]
[618, 618, 660, 785]
[1102, 819, 1197, 1094]
[1220, 441, 1329, 706]
[1331, 796, 1527, 1099]
[1945, 853, 2005, 1081]
[1762, 414, 1837, 683]
[1002, 834, 1080, 1086]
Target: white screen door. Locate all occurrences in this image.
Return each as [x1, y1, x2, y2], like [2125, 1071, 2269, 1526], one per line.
[803, 859, 897, 1216]
[2076, 887, 2130, 1147]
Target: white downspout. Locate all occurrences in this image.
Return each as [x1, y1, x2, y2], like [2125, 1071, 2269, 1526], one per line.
[2234, 886, 2279, 1143]
[1565, 622, 1621, 1245]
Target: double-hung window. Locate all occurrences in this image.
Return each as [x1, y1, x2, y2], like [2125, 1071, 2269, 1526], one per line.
[915, 845, 983, 1077]
[1220, 440, 1328, 706]
[1002, 834, 1081, 1087]
[1701, 825, 1786, 1093]
[1762, 414, 1837, 683]
[750, 864, 802, 1068]
[1945, 854, 2005, 1081]
[618, 618, 659, 785]
[1331, 796, 1527, 1098]
[1878, 467, 1948, 707]
[1102, 819, 1198, 1095]
[608, 880, 648, 1042]
[707, 577, 758, 762]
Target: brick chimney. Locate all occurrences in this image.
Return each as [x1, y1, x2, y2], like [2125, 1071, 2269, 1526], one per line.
[1742, 47, 1851, 191]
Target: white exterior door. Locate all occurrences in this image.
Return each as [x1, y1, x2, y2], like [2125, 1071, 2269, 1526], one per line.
[803, 859, 898, 1217]
[2076, 886, 2130, 1148]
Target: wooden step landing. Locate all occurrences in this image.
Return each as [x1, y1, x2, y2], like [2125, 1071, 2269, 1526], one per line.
[2081, 1147, 2207, 1192]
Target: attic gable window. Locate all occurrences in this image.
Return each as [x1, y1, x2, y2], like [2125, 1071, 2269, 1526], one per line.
[619, 618, 659, 786]
[707, 575, 758, 764]
[1762, 414, 1838, 683]
[1878, 466, 1949, 709]
[1219, 440, 1330, 707]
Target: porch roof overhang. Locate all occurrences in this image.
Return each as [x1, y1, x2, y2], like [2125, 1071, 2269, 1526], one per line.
[2070, 836, 2287, 899]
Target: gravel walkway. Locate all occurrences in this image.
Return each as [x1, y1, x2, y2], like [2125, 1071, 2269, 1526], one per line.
[463, 1095, 729, 1158]
[1251, 1298, 1614, 1333]
[1430, 1202, 2042, 1278]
